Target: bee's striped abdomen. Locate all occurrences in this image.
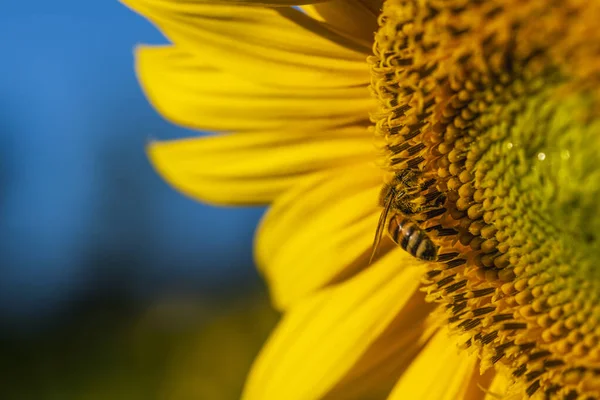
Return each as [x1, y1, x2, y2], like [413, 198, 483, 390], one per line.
[389, 215, 438, 261]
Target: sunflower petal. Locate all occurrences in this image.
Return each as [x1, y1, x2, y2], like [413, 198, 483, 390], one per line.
[243, 250, 432, 400]
[136, 45, 374, 132]
[322, 295, 437, 399]
[458, 362, 497, 400]
[386, 329, 478, 400]
[122, 1, 370, 88]
[147, 128, 374, 205]
[302, 0, 382, 45]
[218, 0, 325, 5]
[255, 164, 384, 309]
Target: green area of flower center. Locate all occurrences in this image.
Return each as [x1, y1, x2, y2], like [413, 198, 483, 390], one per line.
[478, 90, 600, 279]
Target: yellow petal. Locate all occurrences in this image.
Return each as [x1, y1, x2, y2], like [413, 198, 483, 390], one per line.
[386, 329, 478, 400]
[148, 128, 374, 205]
[219, 0, 326, 5]
[302, 0, 382, 46]
[255, 163, 384, 309]
[323, 296, 437, 400]
[243, 249, 433, 400]
[455, 360, 497, 400]
[122, 1, 370, 88]
[135, 45, 374, 132]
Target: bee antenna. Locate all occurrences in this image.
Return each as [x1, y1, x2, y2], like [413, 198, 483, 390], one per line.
[369, 187, 395, 265]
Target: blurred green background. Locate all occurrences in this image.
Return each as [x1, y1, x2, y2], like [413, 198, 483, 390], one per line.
[1, 2, 278, 399]
[0, 291, 278, 400]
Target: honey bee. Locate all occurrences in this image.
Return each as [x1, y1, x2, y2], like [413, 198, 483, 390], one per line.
[370, 169, 445, 263]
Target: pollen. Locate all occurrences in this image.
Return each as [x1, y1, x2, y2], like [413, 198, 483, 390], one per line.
[370, 0, 600, 398]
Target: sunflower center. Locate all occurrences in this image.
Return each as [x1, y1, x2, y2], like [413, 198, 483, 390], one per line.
[477, 90, 600, 276]
[370, 0, 600, 397]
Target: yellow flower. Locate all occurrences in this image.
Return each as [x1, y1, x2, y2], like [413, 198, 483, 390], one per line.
[123, 0, 600, 398]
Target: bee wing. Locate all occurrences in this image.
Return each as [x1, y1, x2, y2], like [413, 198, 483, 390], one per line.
[369, 190, 395, 265]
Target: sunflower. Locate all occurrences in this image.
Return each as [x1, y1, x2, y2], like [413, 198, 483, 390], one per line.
[123, 0, 600, 398]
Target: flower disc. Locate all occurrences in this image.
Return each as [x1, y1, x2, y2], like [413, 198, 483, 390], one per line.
[371, 0, 600, 398]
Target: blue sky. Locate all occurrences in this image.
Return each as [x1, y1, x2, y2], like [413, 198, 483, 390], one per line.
[1, 1, 264, 327]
